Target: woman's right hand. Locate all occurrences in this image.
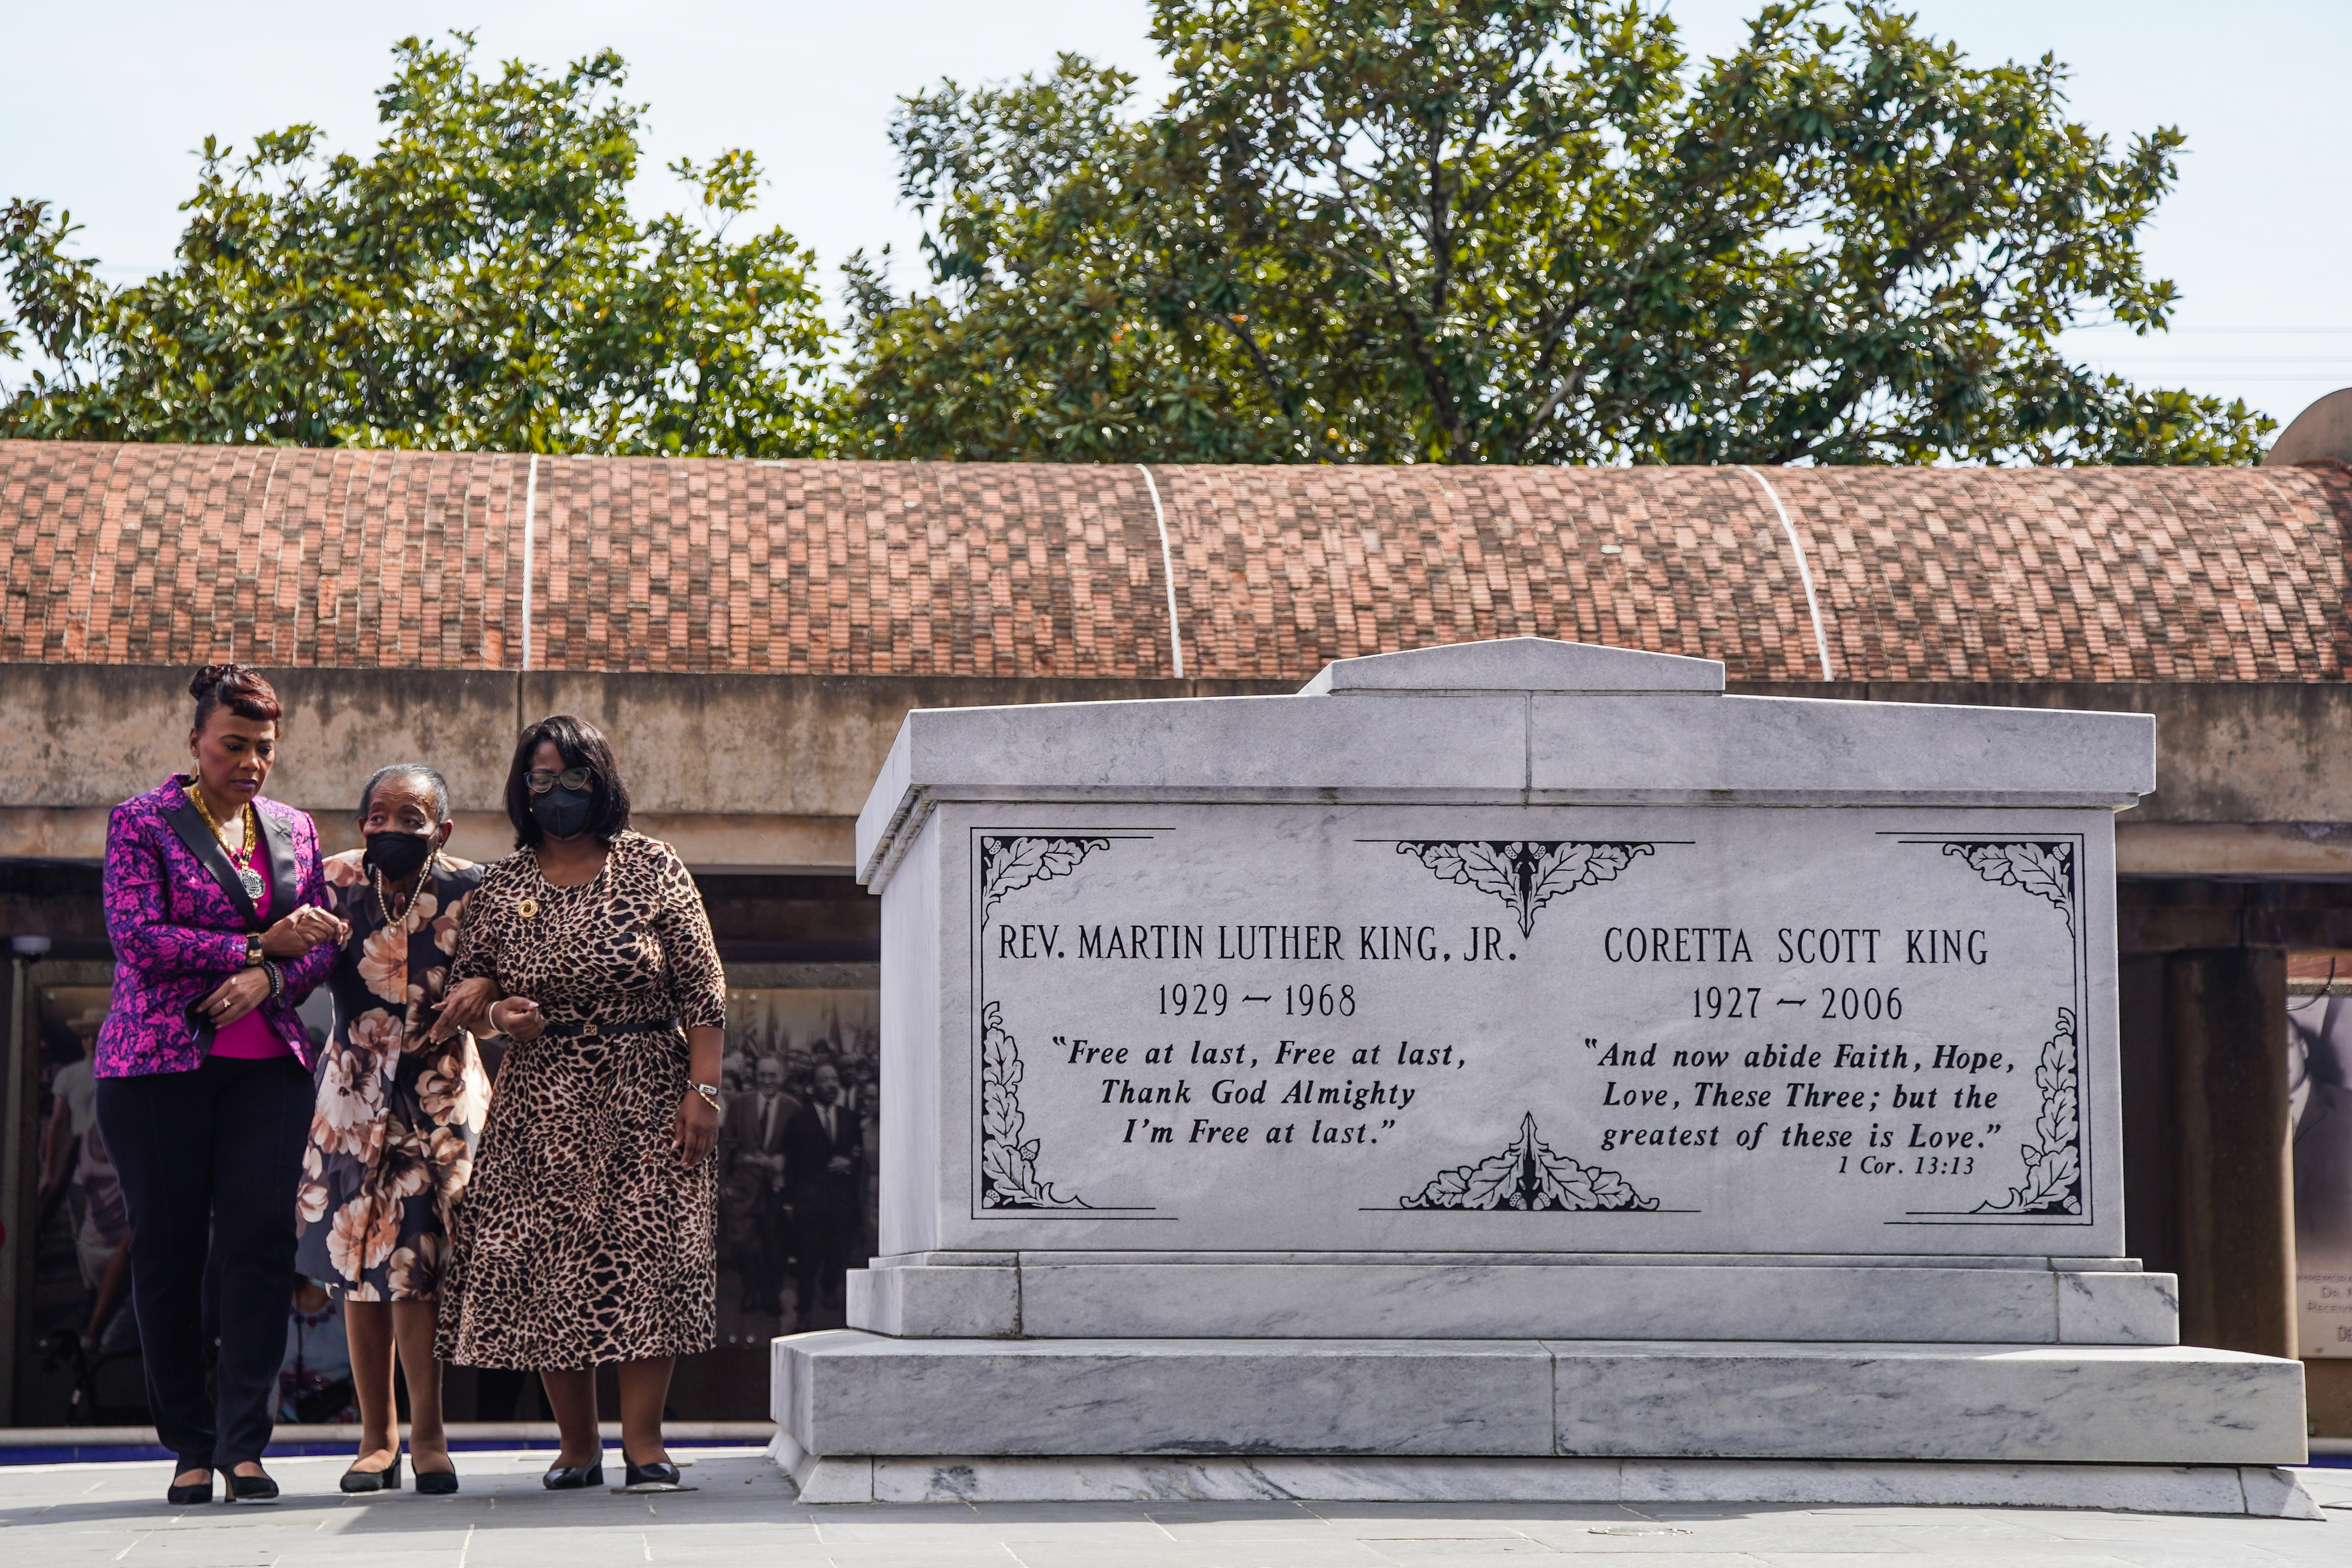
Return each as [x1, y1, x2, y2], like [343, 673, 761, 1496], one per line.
[261, 905, 347, 958]
[488, 996, 545, 1042]
[198, 967, 272, 1030]
[430, 976, 501, 1041]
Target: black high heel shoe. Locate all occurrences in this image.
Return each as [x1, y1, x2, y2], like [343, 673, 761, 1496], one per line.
[340, 1451, 402, 1493]
[622, 1457, 685, 1491]
[227, 1469, 280, 1504]
[542, 1458, 603, 1490]
[165, 1470, 213, 1506]
[413, 1457, 460, 1495]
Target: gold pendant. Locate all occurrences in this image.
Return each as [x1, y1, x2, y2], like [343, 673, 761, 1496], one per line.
[517, 897, 539, 920]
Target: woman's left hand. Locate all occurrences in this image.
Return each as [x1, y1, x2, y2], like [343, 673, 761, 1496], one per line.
[672, 1090, 718, 1169]
[200, 968, 272, 1029]
[262, 905, 348, 957]
[431, 976, 500, 1042]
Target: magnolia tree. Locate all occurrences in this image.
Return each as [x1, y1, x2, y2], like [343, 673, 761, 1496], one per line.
[0, 35, 835, 455]
[840, 0, 2271, 465]
[0, 8, 2275, 466]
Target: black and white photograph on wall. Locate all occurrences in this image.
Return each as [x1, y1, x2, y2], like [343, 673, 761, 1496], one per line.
[715, 988, 879, 1346]
[2290, 956, 2352, 1358]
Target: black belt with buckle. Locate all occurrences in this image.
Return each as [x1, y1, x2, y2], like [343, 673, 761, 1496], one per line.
[537, 1016, 681, 1040]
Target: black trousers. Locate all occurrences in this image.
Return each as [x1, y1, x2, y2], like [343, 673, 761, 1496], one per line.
[95, 1055, 312, 1471]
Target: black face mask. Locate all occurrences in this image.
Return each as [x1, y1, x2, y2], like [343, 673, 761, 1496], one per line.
[363, 829, 435, 881]
[531, 783, 597, 841]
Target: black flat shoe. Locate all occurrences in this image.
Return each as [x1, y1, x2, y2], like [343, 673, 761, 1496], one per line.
[413, 1463, 459, 1495]
[227, 1471, 279, 1504]
[621, 1458, 685, 1491]
[340, 1452, 402, 1493]
[165, 1474, 213, 1506]
[542, 1459, 603, 1490]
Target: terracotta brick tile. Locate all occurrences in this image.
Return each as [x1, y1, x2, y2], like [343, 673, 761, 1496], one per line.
[1, 441, 2345, 682]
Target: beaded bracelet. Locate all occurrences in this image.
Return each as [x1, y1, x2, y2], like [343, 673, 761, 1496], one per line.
[263, 960, 284, 1001]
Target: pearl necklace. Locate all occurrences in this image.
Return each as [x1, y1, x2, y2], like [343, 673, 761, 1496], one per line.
[372, 851, 440, 929]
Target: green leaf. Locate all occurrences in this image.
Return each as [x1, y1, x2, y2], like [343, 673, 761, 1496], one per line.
[835, 0, 2272, 466]
[0, 32, 836, 455]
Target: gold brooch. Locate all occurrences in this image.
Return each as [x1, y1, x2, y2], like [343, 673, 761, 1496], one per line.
[517, 897, 539, 920]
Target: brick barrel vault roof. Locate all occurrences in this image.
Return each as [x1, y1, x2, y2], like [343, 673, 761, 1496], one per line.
[3, 441, 2349, 682]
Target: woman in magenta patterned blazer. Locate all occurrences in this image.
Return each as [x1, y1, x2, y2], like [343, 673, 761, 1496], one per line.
[95, 665, 346, 1505]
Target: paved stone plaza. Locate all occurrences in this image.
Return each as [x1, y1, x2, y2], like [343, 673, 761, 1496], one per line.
[0, 1450, 2346, 1567]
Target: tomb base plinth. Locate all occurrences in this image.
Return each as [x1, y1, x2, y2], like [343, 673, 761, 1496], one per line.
[773, 1439, 2318, 1517]
[770, 1329, 2309, 1512]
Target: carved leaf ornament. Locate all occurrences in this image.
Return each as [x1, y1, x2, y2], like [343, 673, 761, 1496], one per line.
[1943, 841, 2075, 936]
[981, 834, 1112, 915]
[1975, 1009, 2082, 1215]
[1398, 840, 1656, 938]
[976, 833, 1113, 1210]
[977, 1000, 1086, 1209]
[1404, 1112, 1658, 1212]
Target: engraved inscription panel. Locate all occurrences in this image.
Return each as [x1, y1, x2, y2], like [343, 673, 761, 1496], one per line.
[954, 804, 2110, 1255]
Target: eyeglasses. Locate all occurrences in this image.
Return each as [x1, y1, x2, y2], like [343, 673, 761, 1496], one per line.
[525, 766, 598, 795]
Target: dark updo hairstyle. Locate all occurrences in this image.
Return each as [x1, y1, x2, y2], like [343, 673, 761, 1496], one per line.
[504, 714, 630, 848]
[189, 663, 282, 731]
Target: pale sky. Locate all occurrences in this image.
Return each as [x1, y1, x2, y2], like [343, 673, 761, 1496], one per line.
[3, 0, 2344, 436]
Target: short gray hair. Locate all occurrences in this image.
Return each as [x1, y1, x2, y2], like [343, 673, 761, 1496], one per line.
[356, 764, 452, 825]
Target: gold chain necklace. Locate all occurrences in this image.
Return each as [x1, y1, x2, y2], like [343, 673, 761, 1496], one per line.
[185, 783, 264, 902]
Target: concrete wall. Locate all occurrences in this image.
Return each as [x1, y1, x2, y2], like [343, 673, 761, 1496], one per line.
[5, 664, 2349, 872]
[0, 665, 1291, 868]
[1743, 680, 2352, 878]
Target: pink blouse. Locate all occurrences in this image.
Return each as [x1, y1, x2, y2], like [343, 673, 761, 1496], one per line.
[209, 859, 290, 1060]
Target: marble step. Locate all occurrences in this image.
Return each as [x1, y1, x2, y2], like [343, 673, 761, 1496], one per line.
[773, 1330, 2303, 1468]
[847, 1258, 2178, 1342]
[772, 1437, 2322, 1517]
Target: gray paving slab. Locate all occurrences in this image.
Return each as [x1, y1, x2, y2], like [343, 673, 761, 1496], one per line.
[0, 1451, 2344, 1565]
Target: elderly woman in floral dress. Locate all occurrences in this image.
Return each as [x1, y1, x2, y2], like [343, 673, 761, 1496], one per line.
[294, 765, 490, 1496]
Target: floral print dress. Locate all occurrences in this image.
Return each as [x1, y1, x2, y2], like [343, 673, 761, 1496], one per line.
[293, 851, 492, 1302]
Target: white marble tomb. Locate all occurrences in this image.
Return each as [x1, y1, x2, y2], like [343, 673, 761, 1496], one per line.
[772, 636, 2311, 1514]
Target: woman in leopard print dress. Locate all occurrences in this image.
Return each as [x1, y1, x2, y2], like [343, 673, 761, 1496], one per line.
[432, 716, 726, 1491]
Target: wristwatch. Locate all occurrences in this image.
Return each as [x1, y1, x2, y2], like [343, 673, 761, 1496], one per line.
[246, 933, 264, 966]
[689, 1081, 722, 1111]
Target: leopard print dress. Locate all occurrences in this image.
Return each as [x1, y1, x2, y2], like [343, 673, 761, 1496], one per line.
[435, 831, 727, 1369]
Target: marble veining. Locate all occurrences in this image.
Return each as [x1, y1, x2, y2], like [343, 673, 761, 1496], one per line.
[781, 1444, 2318, 1518]
[776, 1332, 2305, 1468]
[780, 1332, 1557, 1459]
[1547, 1340, 2303, 1465]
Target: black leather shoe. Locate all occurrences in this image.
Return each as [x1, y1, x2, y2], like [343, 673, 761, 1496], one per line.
[413, 1462, 460, 1495]
[622, 1458, 683, 1490]
[165, 1472, 213, 1506]
[227, 1470, 279, 1504]
[542, 1459, 603, 1490]
[340, 1452, 402, 1493]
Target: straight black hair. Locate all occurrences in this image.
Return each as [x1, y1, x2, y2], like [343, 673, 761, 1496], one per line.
[504, 715, 630, 848]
